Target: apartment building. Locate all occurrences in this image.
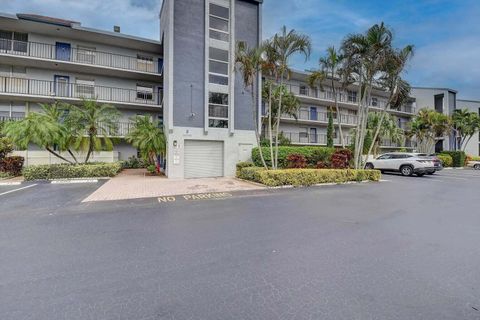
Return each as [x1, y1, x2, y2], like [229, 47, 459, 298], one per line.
[0, 12, 163, 163]
[264, 70, 417, 150]
[160, 0, 262, 178]
[456, 99, 480, 156]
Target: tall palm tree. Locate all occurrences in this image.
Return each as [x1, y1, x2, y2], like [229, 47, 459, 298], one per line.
[126, 115, 166, 171]
[308, 46, 346, 147]
[341, 22, 395, 168]
[66, 99, 120, 163]
[366, 44, 414, 159]
[235, 41, 268, 169]
[2, 106, 74, 164]
[271, 26, 311, 169]
[367, 113, 405, 156]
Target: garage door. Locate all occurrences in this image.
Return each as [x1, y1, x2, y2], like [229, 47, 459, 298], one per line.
[184, 140, 224, 178]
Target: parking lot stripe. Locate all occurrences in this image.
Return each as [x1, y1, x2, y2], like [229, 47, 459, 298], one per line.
[0, 184, 37, 196]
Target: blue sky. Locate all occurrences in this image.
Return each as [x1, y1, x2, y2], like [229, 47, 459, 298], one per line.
[3, 0, 479, 100]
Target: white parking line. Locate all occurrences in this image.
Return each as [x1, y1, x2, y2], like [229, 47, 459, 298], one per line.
[0, 184, 37, 196]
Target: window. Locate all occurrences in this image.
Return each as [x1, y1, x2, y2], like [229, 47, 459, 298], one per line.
[347, 90, 357, 103]
[300, 85, 308, 96]
[209, 74, 228, 86]
[0, 30, 28, 53]
[371, 97, 378, 106]
[208, 92, 228, 128]
[76, 79, 95, 98]
[137, 84, 153, 100]
[209, 60, 228, 75]
[137, 55, 154, 72]
[77, 46, 96, 64]
[208, 4, 229, 42]
[209, 47, 229, 62]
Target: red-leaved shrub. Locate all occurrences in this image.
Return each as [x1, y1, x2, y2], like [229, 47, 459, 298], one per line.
[330, 149, 353, 169]
[286, 153, 307, 168]
[0, 156, 24, 176]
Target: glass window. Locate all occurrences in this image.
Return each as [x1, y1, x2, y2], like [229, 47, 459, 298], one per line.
[371, 97, 378, 106]
[210, 30, 229, 42]
[76, 79, 95, 98]
[209, 74, 228, 86]
[209, 105, 228, 118]
[137, 55, 154, 72]
[347, 90, 357, 103]
[209, 60, 228, 75]
[209, 47, 229, 62]
[136, 84, 153, 100]
[209, 92, 228, 105]
[209, 16, 229, 32]
[209, 3, 229, 19]
[209, 119, 228, 128]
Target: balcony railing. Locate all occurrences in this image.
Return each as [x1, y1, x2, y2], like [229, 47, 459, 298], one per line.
[282, 109, 358, 125]
[287, 83, 416, 114]
[0, 39, 162, 74]
[0, 76, 162, 106]
[380, 139, 417, 148]
[281, 132, 353, 146]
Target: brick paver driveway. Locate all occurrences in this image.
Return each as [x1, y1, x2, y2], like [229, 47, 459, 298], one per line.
[83, 169, 264, 202]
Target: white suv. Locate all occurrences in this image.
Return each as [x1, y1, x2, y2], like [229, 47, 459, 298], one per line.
[365, 153, 436, 177]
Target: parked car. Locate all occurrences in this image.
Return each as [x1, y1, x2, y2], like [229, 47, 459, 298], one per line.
[365, 153, 436, 177]
[467, 161, 480, 170]
[415, 153, 443, 174]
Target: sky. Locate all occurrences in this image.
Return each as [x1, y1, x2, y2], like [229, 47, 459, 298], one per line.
[2, 0, 479, 100]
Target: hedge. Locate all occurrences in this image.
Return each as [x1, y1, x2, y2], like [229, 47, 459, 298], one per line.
[436, 154, 453, 167]
[237, 167, 381, 187]
[439, 151, 466, 167]
[252, 146, 335, 168]
[23, 162, 122, 181]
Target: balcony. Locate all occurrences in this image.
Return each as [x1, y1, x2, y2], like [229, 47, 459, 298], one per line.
[287, 84, 416, 114]
[0, 116, 135, 138]
[380, 139, 417, 148]
[0, 76, 162, 107]
[0, 39, 162, 75]
[281, 132, 353, 146]
[282, 109, 358, 125]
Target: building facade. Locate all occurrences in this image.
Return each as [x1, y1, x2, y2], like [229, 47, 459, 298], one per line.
[456, 99, 480, 156]
[265, 70, 417, 150]
[160, 0, 262, 178]
[0, 12, 163, 164]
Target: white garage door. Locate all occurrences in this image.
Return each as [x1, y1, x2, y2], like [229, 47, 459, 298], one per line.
[184, 140, 224, 178]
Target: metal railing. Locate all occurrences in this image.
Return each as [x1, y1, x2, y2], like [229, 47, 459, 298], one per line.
[0, 39, 162, 74]
[282, 109, 358, 125]
[286, 83, 416, 114]
[281, 132, 353, 146]
[380, 139, 416, 148]
[0, 76, 162, 106]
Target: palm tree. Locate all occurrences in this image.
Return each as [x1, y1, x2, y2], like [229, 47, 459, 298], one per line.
[271, 26, 311, 169]
[341, 22, 395, 168]
[2, 105, 75, 164]
[408, 109, 453, 153]
[366, 44, 414, 159]
[66, 99, 120, 163]
[235, 41, 268, 169]
[452, 108, 480, 151]
[126, 115, 166, 171]
[308, 46, 346, 147]
[367, 113, 405, 156]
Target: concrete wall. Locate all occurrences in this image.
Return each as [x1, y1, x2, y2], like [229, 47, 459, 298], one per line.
[458, 99, 480, 156]
[13, 150, 119, 166]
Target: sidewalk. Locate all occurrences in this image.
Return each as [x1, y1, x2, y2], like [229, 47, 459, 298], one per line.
[83, 169, 265, 202]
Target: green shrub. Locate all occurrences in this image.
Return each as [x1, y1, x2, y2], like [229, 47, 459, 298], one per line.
[0, 172, 12, 179]
[236, 161, 255, 175]
[237, 167, 381, 187]
[470, 156, 480, 161]
[147, 164, 156, 174]
[23, 162, 122, 181]
[436, 154, 453, 167]
[0, 137, 14, 160]
[252, 146, 335, 168]
[121, 156, 148, 169]
[439, 151, 466, 167]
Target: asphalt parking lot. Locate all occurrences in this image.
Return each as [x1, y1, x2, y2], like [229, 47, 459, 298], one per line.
[1, 169, 480, 319]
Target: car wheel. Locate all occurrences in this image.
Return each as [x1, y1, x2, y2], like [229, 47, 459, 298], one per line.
[400, 165, 413, 176]
[474, 164, 480, 170]
[365, 163, 374, 170]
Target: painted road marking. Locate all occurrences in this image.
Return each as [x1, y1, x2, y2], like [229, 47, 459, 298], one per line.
[158, 192, 233, 203]
[0, 184, 37, 196]
[51, 179, 99, 184]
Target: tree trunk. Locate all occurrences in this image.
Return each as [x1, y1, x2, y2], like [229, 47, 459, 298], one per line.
[274, 74, 285, 169]
[84, 136, 94, 163]
[45, 146, 74, 164]
[67, 149, 79, 164]
[331, 76, 345, 148]
[367, 99, 392, 161]
[268, 82, 274, 169]
[251, 84, 268, 169]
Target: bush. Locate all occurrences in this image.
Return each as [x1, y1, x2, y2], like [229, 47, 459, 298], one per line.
[237, 168, 381, 187]
[121, 156, 149, 169]
[330, 149, 353, 169]
[236, 161, 255, 175]
[147, 164, 156, 174]
[0, 172, 12, 179]
[439, 151, 466, 167]
[470, 156, 480, 161]
[252, 146, 335, 168]
[0, 156, 24, 176]
[23, 162, 122, 181]
[436, 154, 453, 167]
[285, 153, 307, 168]
[0, 137, 14, 160]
